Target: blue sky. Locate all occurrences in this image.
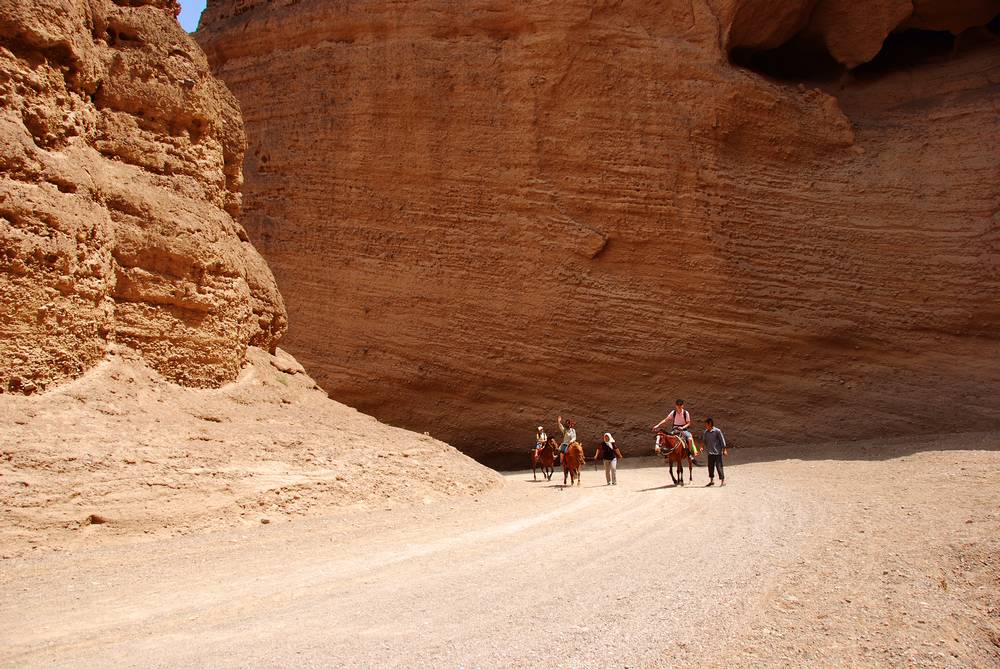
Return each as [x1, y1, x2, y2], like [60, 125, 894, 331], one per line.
[178, 0, 207, 32]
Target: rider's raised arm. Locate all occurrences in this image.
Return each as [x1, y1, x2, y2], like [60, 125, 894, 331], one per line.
[652, 409, 674, 431]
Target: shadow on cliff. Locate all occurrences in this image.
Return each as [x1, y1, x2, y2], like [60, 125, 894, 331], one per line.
[724, 430, 1000, 465]
[502, 431, 1000, 473]
[729, 16, 1000, 86]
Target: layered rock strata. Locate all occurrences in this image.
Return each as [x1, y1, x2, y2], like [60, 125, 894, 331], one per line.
[198, 0, 1000, 466]
[0, 0, 287, 392]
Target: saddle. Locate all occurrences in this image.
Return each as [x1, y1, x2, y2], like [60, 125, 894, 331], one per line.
[666, 429, 696, 452]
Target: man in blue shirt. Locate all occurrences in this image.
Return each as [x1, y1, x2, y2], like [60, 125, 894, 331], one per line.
[702, 416, 728, 486]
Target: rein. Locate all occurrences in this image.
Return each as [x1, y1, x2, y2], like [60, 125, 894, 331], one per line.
[655, 432, 686, 455]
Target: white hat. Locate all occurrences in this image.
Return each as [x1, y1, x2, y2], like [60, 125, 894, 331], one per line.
[537, 426, 544, 431]
[603, 432, 615, 444]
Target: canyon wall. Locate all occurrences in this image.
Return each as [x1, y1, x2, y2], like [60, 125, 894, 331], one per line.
[0, 0, 501, 546]
[0, 0, 286, 392]
[198, 0, 1000, 466]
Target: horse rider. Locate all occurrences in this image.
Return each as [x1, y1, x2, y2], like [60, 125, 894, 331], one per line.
[535, 425, 547, 450]
[557, 415, 577, 455]
[652, 399, 699, 459]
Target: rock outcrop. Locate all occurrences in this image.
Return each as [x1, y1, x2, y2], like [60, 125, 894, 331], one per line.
[0, 0, 500, 552]
[0, 0, 286, 393]
[198, 0, 1000, 467]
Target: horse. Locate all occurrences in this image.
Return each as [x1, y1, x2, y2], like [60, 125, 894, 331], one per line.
[655, 431, 693, 486]
[562, 441, 585, 486]
[531, 440, 556, 481]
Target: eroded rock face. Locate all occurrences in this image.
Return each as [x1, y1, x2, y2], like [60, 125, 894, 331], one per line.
[807, 0, 914, 68]
[198, 0, 1000, 466]
[0, 0, 286, 393]
[806, 0, 1000, 68]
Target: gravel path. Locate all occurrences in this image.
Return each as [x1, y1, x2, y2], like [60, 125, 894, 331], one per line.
[2, 437, 998, 668]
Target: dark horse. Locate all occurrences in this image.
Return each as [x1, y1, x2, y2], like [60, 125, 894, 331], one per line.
[531, 440, 557, 481]
[655, 431, 693, 486]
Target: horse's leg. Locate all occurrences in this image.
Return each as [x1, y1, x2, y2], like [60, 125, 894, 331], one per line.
[688, 457, 693, 482]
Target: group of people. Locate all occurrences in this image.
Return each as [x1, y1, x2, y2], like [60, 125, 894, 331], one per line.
[532, 399, 729, 486]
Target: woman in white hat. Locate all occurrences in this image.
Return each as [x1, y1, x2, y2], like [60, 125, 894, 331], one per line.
[594, 432, 623, 485]
[534, 425, 547, 450]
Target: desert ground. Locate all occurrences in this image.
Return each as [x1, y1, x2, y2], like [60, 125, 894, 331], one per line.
[3, 2, 999, 668]
[2, 436, 998, 669]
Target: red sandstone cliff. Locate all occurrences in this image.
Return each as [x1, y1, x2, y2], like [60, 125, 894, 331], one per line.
[0, 0, 286, 391]
[197, 0, 1000, 466]
[0, 1, 499, 548]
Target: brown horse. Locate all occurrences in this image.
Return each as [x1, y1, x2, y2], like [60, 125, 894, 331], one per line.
[655, 432, 693, 486]
[562, 441, 584, 486]
[531, 440, 556, 481]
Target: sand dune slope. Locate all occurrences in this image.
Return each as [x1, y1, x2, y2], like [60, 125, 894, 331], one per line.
[0, 346, 500, 555]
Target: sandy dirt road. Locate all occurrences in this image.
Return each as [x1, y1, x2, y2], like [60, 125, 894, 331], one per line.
[2, 436, 998, 668]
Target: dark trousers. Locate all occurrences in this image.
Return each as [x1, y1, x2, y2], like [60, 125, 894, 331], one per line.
[708, 453, 725, 480]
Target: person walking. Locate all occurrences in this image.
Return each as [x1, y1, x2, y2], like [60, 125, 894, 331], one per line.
[703, 416, 728, 486]
[594, 432, 623, 485]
